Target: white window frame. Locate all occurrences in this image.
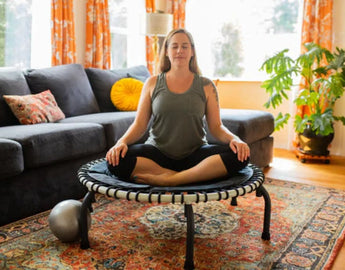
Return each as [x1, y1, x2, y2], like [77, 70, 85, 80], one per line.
[0, 0, 51, 68]
[109, 0, 146, 69]
[31, 0, 51, 68]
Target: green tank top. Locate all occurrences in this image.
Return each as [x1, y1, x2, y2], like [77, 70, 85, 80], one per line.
[145, 73, 208, 159]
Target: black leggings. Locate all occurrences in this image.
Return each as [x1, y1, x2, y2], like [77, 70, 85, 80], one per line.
[107, 144, 249, 180]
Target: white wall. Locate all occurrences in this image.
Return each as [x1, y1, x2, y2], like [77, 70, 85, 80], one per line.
[74, 0, 87, 66]
[216, 80, 295, 150]
[331, 0, 345, 156]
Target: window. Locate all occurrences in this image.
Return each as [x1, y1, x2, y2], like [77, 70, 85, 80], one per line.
[108, 0, 146, 69]
[185, 0, 302, 80]
[0, 0, 51, 68]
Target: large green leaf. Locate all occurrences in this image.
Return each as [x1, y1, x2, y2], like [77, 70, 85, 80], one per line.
[294, 89, 319, 107]
[334, 116, 345, 125]
[310, 109, 334, 135]
[260, 42, 345, 134]
[260, 66, 298, 108]
[260, 49, 293, 74]
[329, 74, 345, 98]
[301, 43, 334, 65]
[294, 114, 308, 133]
[327, 47, 345, 71]
[274, 112, 290, 131]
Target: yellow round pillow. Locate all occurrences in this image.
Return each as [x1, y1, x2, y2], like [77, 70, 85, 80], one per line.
[110, 78, 144, 111]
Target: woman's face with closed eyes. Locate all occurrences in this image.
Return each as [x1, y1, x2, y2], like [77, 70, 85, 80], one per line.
[166, 33, 194, 68]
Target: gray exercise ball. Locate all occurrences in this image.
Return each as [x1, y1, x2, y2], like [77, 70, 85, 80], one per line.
[48, 199, 91, 243]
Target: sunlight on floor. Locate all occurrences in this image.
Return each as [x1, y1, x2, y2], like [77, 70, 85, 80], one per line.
[270, 156, 299, 172]
[265, 149, 345, 191]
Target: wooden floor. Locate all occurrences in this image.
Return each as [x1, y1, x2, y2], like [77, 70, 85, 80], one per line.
[263, 148, 345, 270]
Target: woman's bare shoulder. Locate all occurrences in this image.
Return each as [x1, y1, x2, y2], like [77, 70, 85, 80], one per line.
[145, 75, 158, 85]
[200, 76, 216, 88]
[200, 76, 217, 97]
[143, 75, 159, 95]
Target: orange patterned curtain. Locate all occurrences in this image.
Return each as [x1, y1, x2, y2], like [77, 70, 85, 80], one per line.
[169, 0, 187, 29]
[301, 0, 333, 50]
[297, 0, 333, 118]
[145, 0, 156, 74]
[85, 0, 111, 69]
[145, 0, 187, 74]
[51, 0, 76, 66]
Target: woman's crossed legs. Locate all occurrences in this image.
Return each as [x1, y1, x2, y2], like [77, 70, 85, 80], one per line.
[107, 144, 249, 186]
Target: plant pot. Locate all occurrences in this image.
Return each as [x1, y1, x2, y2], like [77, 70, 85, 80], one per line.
[297, 128, 334, 156]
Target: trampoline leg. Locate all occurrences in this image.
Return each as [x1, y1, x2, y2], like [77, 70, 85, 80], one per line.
[79, 191, 95, 249]
[256, 185, 271, 240]
[184, 204, 195, 270]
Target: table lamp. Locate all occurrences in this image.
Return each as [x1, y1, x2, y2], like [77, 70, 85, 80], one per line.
[145, 13, 173, 74]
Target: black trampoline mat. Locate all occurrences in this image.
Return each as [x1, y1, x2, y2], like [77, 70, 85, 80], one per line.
[84, 159, 254, 193]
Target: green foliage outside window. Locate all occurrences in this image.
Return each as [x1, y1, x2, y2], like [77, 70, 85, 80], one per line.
[213, 23, 243, 78]
[211, 0, 299, 79]
[0, 0, 32, 68]
[271, 0, 299, 34]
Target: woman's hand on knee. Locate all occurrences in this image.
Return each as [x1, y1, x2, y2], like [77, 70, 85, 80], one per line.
[229, 138, 250, 162]
[106, 141, 128, 166]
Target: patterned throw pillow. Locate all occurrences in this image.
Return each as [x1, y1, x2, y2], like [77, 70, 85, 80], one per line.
[110, 78, 144, 111]
[3, 90, 65, 124]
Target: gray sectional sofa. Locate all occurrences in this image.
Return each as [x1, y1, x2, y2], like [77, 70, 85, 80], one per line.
[0, 63, 274, 226]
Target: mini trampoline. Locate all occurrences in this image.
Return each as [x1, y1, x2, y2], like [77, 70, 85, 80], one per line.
[78, 158, 271, 270]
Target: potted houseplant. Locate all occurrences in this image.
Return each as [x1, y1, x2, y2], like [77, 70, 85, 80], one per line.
[260, 42, 345, 157]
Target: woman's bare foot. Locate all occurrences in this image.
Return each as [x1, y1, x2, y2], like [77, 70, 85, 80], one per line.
[134, 172, 178, 186]
[131, 155, 228, 186]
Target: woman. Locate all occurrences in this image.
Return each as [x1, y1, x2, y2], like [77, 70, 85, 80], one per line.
[106, 28, 250, 186]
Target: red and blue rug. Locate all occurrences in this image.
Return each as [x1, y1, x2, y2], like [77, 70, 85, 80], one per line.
[0, 178, 344, 269]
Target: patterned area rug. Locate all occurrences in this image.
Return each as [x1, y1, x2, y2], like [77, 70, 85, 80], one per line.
[0, 178, 344, 269]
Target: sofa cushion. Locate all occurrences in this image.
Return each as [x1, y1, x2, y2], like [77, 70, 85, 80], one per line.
[85, 68, 123, 112]
[206, 109, 275, 144]
[110, 78, 144, 111]
[85, 65, 151, 112]
[0, 123, 106, 169]
[0, 67, 32, 126]
[0, 138, 24, 179]
[58, 112, 144, 148]
[3, 90, 65, 124]
[122, 65, 151, 82]
[24, 64, 100, 117]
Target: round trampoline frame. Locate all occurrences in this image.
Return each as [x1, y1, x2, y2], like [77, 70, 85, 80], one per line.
[78, 158, 271, 270]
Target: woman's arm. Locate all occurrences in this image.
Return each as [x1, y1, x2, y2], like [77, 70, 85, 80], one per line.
[118, 77, 156, 144]
[203, 78, 250, 162]
[106, 76, 156, 166]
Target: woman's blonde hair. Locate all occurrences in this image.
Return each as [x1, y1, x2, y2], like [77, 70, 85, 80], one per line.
[158, 28, 201, 75]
